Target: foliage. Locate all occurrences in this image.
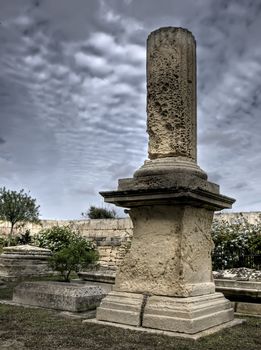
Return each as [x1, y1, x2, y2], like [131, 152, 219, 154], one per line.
[0, 187, 40, 245]
[34, 225, 98, 281]
[48, 238, 98, 282]
[211, 214, 261, 270]
[0, 230, 32, 250]
[16, 229, 32, 245]
[34, 225, 76, 252]
[82, 205, 117, 219]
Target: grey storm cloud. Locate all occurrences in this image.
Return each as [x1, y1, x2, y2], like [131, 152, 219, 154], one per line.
[0, 0, 261, 218]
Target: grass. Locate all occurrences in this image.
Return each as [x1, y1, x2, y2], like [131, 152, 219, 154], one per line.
[0, 280, 260, 350]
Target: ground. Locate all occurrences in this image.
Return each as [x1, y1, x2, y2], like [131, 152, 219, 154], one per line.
[0, 279, 260, 350]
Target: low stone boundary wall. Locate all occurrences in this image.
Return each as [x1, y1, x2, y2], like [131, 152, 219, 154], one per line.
[0, 211, 260, 270]
[0, 218, 133, 270]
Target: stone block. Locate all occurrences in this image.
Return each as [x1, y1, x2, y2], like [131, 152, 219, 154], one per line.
[143, 293, 234, 334]
[96, 291, 144, 326]
[78, 270, 116, 284]
[114, 205, 216, 297]
[215, 279, 261, 299]
[234, 301, 261, 316]
[13, 281, 106, 312]
[0, 245, 52, 280]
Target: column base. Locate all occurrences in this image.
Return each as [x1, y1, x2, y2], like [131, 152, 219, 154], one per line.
[96, 291, 144, 326]
[96, 291, 234, 335]
[143, 292, 234, 334]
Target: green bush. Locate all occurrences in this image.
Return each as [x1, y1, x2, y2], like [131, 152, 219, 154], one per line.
[48, 238, 98, 282]
[211, 215, 261, 270]
[0, 235, 19, 248]
[34, 225, 99, 281]
[34, 225, 76, 252]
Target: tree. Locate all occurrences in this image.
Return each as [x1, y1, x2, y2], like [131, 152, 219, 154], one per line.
[0, 187, 40, 246]
[35, 224, 98, 282]
[82, 205, 117, 219]
[48, 238, 98, 282]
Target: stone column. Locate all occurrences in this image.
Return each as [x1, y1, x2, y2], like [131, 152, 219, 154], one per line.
[147, 27, 196, 162]
[95, 27, 239, 337]
[134, 27, 205, 180]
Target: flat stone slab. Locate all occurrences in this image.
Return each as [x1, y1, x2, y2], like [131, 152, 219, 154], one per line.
[84, 318, 244, 340]
[2, 245, 51, 257]
[215, 279, 261, 300]
[78, 270, 116, 284]
[13, 281, 106, 312]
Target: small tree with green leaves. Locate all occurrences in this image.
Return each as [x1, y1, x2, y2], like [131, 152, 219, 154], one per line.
[35, 225, 98, 281]
[0, 187, 40, 246]
[48, 238, 98, 282]
[82, 205, 117, 219]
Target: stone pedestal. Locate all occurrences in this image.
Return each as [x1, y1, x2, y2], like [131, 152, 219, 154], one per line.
[0, 245, 52, 280]
[95, 27, 236, 337]
[96, 189, 235, 334]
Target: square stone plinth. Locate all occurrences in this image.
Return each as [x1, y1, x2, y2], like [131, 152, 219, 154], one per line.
[13, 281, 106, 312]
[143, 292, 234, 334]
[96, 291, 234, 334]
[96, 291, 144, 326]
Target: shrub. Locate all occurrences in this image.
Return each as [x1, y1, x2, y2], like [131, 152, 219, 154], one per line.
[82, 206, 117, 219]
[48, 238, 98, 282]
[211, 214, 261, 270]
[0, 235, 19, 248]
[34, 225, 99, 281]
[34, 225, 76, 252]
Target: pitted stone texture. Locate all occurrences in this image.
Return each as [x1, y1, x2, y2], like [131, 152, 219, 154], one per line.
[13, 281, 106, 312]
[143, 293, 234, 334]
[96, 291, 144, 326]
[147, 27, 197, 161]
[114, 205, 215, 297]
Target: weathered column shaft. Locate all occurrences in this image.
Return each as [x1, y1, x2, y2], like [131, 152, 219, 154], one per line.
[147, 27, 197, 162]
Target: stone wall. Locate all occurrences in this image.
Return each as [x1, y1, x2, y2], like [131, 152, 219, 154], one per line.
[0, 212, 260, 269]
[0, 218, 133, 270]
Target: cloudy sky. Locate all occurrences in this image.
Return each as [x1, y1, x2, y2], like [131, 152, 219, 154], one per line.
[1, 0, 261, 219]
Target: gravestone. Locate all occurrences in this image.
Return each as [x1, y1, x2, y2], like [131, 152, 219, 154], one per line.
[13, 281, 106, 312]
[0, 245, 52, 280]
[95, 27, 240, 336]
